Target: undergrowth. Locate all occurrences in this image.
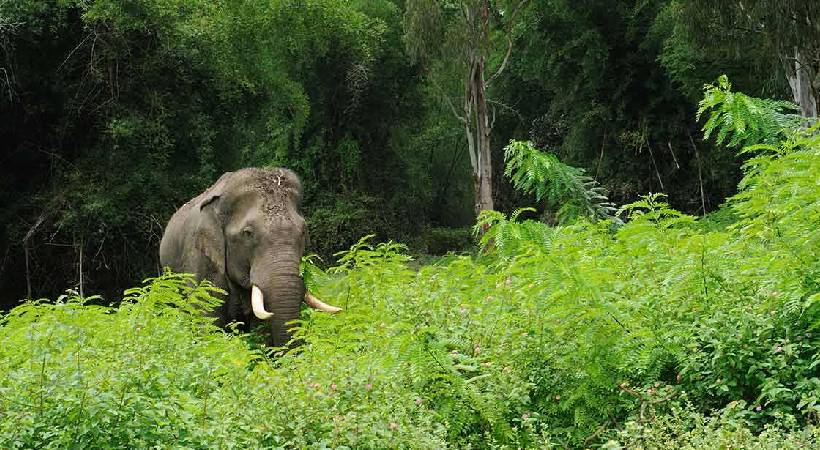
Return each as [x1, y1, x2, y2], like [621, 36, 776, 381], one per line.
[1, 79, 819, 448]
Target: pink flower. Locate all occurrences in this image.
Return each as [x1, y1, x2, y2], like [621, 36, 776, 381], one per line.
[365, 383, 373, 390]
[775, 346, 783, 353]
[330, 383, 338, 391]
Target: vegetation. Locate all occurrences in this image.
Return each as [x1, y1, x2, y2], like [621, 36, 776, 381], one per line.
[2, 0, 819, 447]
[4, 0, 818, 305]
[2, 78, 819, 447]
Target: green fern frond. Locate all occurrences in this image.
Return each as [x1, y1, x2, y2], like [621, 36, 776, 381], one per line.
[698, 75, 803, 150]
[503, 140, 619, 224]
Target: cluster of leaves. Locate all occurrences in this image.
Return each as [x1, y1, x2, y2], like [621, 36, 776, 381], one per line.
[503, 140, 619, 224]
[697, 75, 803, 148]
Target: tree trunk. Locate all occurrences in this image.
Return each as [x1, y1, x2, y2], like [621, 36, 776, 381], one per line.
[788, 49, 818, 120]
[472, 63, 494, 216]
[466, 0, 494, 218]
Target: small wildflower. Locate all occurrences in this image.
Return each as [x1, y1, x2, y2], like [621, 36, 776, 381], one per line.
[415, 398, 423, 405]
[554, 395, 561, 401]
[389, 422, 399, 430]
[521, 412, 530, 420]
[775, 346, 783, 353]
[460, 307, 468, 315]
[365, 383, 373, 390]
[473, 346, 481, 354]
[330, 383, 338, 391]
[755, 405, 762, 412]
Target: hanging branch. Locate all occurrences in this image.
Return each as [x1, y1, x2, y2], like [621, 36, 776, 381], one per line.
[485, 0, 528, 88]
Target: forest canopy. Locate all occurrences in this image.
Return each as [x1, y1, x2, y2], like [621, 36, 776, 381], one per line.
[1, 0, 818, 304]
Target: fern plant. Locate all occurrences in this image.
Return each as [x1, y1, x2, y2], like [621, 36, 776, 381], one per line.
[697, 75, 803, 149]
[503, 140, 619, 224]
[473, 208, 556, 256]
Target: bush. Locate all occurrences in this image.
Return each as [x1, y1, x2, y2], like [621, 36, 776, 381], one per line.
[0, 273, 446, 449]
[604, 404, 820, 449]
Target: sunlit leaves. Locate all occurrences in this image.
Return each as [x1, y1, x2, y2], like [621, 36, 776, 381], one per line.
[697, 75, 802, 148]
[503, 139, 619, 224]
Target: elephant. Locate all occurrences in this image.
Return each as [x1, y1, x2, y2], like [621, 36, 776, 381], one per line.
[159, 167, 340, 347]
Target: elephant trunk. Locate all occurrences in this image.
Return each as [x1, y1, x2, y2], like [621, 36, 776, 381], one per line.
[251, 262, 305, 348]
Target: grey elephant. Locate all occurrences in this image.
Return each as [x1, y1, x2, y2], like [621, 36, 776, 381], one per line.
[159, 167, 340, 347]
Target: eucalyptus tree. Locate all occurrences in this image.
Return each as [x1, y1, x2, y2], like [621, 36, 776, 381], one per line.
[404, 0, 528, 216]
[672, 0, 820, 119]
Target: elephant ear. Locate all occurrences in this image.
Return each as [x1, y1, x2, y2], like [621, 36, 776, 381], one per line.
[193, 177, 230, 282]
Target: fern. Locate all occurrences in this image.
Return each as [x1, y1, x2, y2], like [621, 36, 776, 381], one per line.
[697, 75, 803, 149]
[474, 208, 556, 256]
[503, 140, 619, 224]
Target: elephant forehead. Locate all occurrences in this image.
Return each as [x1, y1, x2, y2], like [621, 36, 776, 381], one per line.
[251, 181, 302, 222]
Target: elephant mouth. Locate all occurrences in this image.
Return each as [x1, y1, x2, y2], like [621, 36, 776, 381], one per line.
[249, 284, 341, 320]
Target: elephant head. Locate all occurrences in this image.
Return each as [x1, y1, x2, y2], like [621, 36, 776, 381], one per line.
[160, 167, 340, 347]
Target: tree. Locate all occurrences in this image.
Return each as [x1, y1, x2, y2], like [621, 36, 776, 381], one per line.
[671, 0, 820, 120]
[404, 0, 527, 217]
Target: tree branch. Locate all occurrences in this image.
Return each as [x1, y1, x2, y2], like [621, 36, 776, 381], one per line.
[485, 0, 528, 88]
[485, 35, 512, 87]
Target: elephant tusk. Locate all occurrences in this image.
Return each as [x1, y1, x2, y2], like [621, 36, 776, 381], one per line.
[305, 292, 342, 313]
[251, 285, 274, 320]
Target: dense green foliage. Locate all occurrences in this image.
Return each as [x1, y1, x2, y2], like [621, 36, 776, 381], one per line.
[0, 0, 441, 303]
[2, 82, 818, 447]
[4, 0, 817, 307]
[503, 139, 617, 223]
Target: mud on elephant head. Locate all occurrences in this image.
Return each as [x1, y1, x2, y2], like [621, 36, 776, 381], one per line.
[159, 167, 340, 347]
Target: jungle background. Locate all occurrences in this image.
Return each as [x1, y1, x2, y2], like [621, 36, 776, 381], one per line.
[2, 1, 820, 448]
[0, 1, 817, 306]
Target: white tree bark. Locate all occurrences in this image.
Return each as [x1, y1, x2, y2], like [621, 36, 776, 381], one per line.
[788, 50, 818, 120]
